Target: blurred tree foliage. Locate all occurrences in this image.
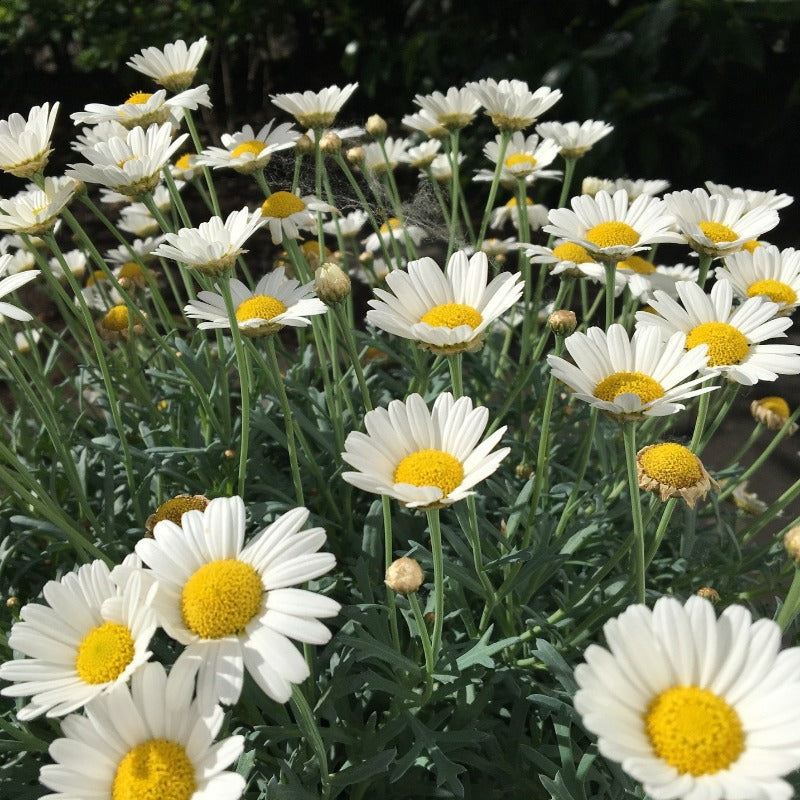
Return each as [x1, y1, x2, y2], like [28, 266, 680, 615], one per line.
[1, 0, 800, 235]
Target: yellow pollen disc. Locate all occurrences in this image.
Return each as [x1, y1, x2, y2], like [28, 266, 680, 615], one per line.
[618, 255, 656, 274]
[504, 196, 533, 207]
[181, 559, 263, 639]
[230, 140, 267, 159]
[746, 279, 797, 305]
[585, 221, 640, 248]
[699, 220, 738, 244]
[151, 496, 209, 526]
[379, 218, 403, 234]
[118, 262, 144, 280]
[174, 153, 193, 170]
[640, 443, 702, 488]
[124, 92, 154, 105]
[102, 305, 131, 332]
[86, 270, 109, 287]
[686, 322, 749, 366]
[394, 449, 464, 496]
[552, 242, 595, 264]
[742, 239, 762, 253]
[300, 240, 331, 258]
[756, 396, 790, 418]
[235, 294, 287, 323]
[261, 191, 306, 218]
[645, 685, 744, 776]
[593, 371, 665, 404]
[420, 302, 483, 329]
[112, 738, 196, 800]
[504, 153, 537, 169]
[74, 622, 135, 684]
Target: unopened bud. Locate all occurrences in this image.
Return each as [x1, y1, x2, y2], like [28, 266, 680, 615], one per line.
[366, 114, 388, 138]
[295, 134, 314, 155]
[696, 586, 720, 603]
[346, 146, 365, 165]
[319, 131, 342, 155]
[223, 448, 236, 459]
[785, 526, 800, 563]
[385, 557, 425, 594]
[314, 261, 351, 304]
[6, 596, 20, 608]
[547, 309, 577, 337]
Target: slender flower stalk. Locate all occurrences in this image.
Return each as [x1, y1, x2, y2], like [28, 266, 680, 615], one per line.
[426, 507, 446, 670]
[623, 421, 647, 603]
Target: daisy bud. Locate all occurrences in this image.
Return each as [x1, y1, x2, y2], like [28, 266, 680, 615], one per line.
[581, 176, 612, 197]
[223, 448, 236, 459]
[319, 131, 342, 155]
[547, 309, 577, 337]
[784, 526, 800, 563]
[366, 114, 388, 138]
[314, 261, 351, 305]
[385, 557, 425, 595]
[750, 396, 798, 434]
[696, 586, 720, 603]
[295, 134, 314, 155]
[6, 596, 20, 608]
[346, 145, 365, 165]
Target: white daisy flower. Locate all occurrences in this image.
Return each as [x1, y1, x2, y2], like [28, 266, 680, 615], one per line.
[663, 188, 780, 258]
[401, 138, 442, 168]
[2, 246, 36, 275]
[520, 240, 599, 278]
[574, 595, 800, 800]
[426, 151, 466, 183]
[0, 560, 157, 720]
[321, 208, 368, 237]
[184, 266, 328, 336]
[196, 120, 299, 174]
[105, 235, 164, 264]
[81, 269, 123, 311]
[401, 109, 449, 139]
[489, 195, 549, 231]
[544, 188, 684, 262]
[71, 86, 212, 130]
[353, 255, 394, 285]
[118, 205, 160, 237]
[101, 182, 175, 209]
[71, 120, 130, 155]
[270, 83, 359, 129]
[0, 102, 59, 178]
[362, 136, 411, 174]
[547, 323, 714, 419]
[170, 150, 201, 181]
[135, 496, 340, 708]
[304, 124, 364, 143]
[0, 175, 76, 235]
[39, 661, 246, 800]
[341, 392, 510, 508]
[579, 254, 691, 299]
[152, 206, 265, 275]
[610, 177, 671, 200]
[48, 248, 88, 282]
[635, 279, 800, 385]
[126, 36, 209, 92]
[367, 250, 523, 354]
[66, 122, 188, 198]
[473, 131, 562, 186]
[412, 86, 480, 130]
[362, 217, 426, 253]
[535, 119, 614, 158]
[466, 78, 562, 131]
[478, 236, 518, 258]
[0, 253, 38, 321]
[705, 180, 793, 212]
[260, 190, 335, 245]
[715, 244, 800, 313]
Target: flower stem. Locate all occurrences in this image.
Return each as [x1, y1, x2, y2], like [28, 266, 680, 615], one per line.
[475, 130, 511, 250]
[696, 252, 713, 288]
[426, 508, 445, 669]
[290, 685, 330, 800]
[623, 421, 646, 604]
[776, 568, 800, 631]
[447, 352, 463, 398]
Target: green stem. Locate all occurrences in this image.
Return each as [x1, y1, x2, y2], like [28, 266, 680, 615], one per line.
[290, 686, 330, 800]
[603, 260, 618, 328]
[689, 383, 713, 452]
[446, 129, 462, 260]
[183, 108, 220, 216]
[696, 252, 713, 289]
[447, 353, 463, 399]
[382, 496, 401, 652]
[408, 589, 435, 680]
[426, 508, 445, 669]
[623, 421, 646, 603]
[476, 130, 511, 250]
[776, 568, 800, 631]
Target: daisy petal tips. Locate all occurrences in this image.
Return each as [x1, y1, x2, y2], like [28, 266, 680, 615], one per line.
[574, 595, 800, 800]
[341, 392, 510, 509]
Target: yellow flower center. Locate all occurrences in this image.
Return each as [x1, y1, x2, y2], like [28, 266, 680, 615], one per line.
[74, 622, 135, 685]
[686, 322, 749, 366]
[118, 262, 144, 280]
[379, 218, 403, 234]
[393, 449, 464, 496]
[124, 92, 154, 105]
[505, 196, 533, 207]
[618, 255, 656, 274]
[420, 303, 483, 329]
[585, 221, 640, 249]
[181, 559, 263, 639]
[593, 371, 665, 404]
[645, 685, 744, 776]
[699, 220, 738, 244]
[230, 140, 267, 159]
[746, 279, 797, 306]
[742, 239, 762, 253]
[756, 396, 790, 418]
[174, 153, 193, 170]
[235, 294, 287, 323]
[640, 443, 702, 488]
[300, 240, 331, 258]
[504, 153, 537, 169]
[151, 496, 209, 527]
[86, 270, 109, 287]
[551, 242, 596, 264]
[102, 305, 131, 332]
[261, 191, 306, 219]
[112, 738, 196, 800]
